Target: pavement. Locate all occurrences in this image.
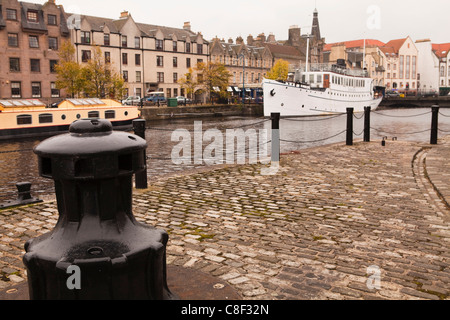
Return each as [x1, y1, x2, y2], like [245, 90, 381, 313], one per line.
[1, 136, 449, 300]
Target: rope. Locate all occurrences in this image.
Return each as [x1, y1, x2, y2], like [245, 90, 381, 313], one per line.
[282, 113, 345, 122]
[353, 129, 365, 136]
[280, 130, 347, 144]
[145, 119, 270, 132]
[372, 110, 431, 118]
[439, 111, 450, 117]
[353, 113, 365, 120]
[371, 127, 431, 135]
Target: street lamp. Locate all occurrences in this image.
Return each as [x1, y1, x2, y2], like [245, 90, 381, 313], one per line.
[239, 53, 246, 105]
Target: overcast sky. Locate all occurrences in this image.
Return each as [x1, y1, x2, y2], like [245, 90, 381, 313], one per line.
[35, 0, 450, 45]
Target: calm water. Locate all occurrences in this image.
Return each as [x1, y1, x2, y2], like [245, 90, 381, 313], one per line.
[1, 107, 450, 202]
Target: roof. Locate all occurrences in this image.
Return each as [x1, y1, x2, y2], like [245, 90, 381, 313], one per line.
[382, 38, 407, 53]
[264, 43, 303, 59]
[432, 43, 450, 59]
[324, 39, 385, 51]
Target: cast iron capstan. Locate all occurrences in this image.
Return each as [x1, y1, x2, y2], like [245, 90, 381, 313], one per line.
[23, 119, 176, 300]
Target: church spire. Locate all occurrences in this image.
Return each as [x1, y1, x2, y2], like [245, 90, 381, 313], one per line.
[311, 8, 321, 41]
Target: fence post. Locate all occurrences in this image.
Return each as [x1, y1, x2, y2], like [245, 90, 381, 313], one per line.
[430, 105, 439, 145]
[133, 119, 148, 189]
[364, 106, 371, 142]
[271, 113, 280, 162]
[346, 108, 354, 146]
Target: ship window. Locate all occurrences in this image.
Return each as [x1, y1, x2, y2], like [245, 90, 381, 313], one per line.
[39, 113, 53, 124]
[317, 75, 322, 83]
[88, 111, 100, 118]
[105, 110, 115, 119]
[17, 114, 32, 125]
[309, 75, 314, 83]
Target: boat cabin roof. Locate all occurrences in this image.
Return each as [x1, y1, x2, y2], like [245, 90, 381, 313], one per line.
[0, 99, 46, 111]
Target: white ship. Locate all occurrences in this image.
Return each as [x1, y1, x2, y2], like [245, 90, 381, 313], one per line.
[262, 61, 383, 117]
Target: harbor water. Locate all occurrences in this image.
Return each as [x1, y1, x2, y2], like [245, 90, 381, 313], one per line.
[1, 107, 450, 203]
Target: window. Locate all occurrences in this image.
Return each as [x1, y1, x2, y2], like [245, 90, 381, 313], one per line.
[157, 56, 164, 67]
[17, 115, 32, 125]
[122, 53, 128, 65]
[412, 57, 417, 79]
[50, 60, 58, 73]
[173, 72, 178, 83]
[136, 71, 141, 83]
[197, 44, 203, 54]
[157, 72, 164, 83]
[166, 88, 172, 98]
[48, 37, 58, 50]
[440, 66, 445, 77]
[81, 31, 91, 44]
[186, 58, 191, 68]
[399, 55, 404, 79]
[30, 59, 40, 72]
[173, 41, 177, 52]
[135, 37, 140, 49]
[29, 35, 39, 48]
[81, 50, 91, 62]
[88, 111, 100, 118]
[8, 33, 19, 47]
[11, 82, 21, 98]
[135, 54, 141, 66]
[123, 71, 128, 82]
[173, 57, 178, 67]
[48, 14, 57, 25]
[156, 39, 163, 50]
[51, 82, 60, 97]
[27, 10, 38, 23]
[39, 113, 53, 124]
[31, 82, 41, 97]
[406, 56, 410, 79]
[10, 58, 20, 72]
[136, 88, 142, 98]
[105, 52, 111, 63]
[105, 110, 116, 119]
[122, 35, 128, 47]
[6, 9, 17, 20]
[186, 42, 191, 53]
[104, 34, 110, 46]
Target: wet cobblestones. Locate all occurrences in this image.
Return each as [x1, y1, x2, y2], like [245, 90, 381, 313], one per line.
[1, 138, 449, 300]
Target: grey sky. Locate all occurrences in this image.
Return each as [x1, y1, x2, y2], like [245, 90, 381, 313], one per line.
[34, 0, 450, 44]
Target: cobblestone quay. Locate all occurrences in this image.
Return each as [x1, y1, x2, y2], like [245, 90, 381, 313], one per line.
[1, 137, 449, 300]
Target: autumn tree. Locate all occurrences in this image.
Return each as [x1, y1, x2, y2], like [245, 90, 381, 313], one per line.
[177, 68, 198, 100]
[266, 59, 289, 81]
[195, 61, 231, 103]
[55, 40, 85, 98]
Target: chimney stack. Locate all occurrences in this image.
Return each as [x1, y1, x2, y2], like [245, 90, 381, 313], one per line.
[183, 21, 191, 31]
[120, 11, 129, 19]
[288, 25, 301, 46]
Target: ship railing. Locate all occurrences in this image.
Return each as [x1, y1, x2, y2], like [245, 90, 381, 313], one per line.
[290, 63, 368, 77]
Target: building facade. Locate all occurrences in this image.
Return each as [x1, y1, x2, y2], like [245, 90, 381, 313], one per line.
[0, 0, 69, 103]
[432, 42, 450, 92]
[71, 11, 209, 100]
[415, 39, 440, 93]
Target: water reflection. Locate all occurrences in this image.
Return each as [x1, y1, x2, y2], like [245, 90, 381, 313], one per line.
[0, 108, 449, 202]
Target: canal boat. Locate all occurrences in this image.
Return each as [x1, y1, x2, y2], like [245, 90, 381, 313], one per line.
[262, 61, 383, 117]
[0, 98, 140, 140]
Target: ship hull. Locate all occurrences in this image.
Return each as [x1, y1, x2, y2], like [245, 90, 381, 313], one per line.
[263, 79, 382, 117]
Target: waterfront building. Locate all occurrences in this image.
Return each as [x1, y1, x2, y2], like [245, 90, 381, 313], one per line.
[71, 11, 209, 100]
[209, 37, 273, 99]
[380, 37, 418, 93]
[431, 42, 450, 93]
[415, 39, 440, 93]
[0, 0, 70, 104]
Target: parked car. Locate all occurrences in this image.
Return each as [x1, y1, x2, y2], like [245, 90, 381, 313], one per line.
[176, 96, 191, 104]
[144, 91, 167, 104]
[122, 96, 141, 105]
[385, 90, 400, 98]
[419, 90, 438, 98]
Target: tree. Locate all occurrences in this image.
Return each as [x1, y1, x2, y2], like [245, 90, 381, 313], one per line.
[195, 61, 231, 103]
[266, 59, 289, 81]
[177, 68, 198, 100]
[55, 40, 85, 98]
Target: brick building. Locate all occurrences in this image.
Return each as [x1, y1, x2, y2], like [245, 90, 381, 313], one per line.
[0, 0, 69, 103]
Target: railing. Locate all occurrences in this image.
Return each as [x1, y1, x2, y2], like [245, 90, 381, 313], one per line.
[289, 63, 369, 78]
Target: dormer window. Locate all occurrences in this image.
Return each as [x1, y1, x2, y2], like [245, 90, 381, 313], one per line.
[27, 10, 38, 23]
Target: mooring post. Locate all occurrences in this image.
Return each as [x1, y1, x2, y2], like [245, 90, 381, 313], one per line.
[430, 105, 439, 145]
[271, 113, 281, 162]
[346, 108, 354, 146]
[133, 119, 148, 189]
[364, 106, 371, 142]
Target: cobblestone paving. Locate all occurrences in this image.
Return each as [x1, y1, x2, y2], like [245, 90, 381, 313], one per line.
[1, 139, 449, 300]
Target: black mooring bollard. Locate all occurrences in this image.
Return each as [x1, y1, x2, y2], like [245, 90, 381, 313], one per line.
[346, 108, 354, 146]
[23, 119, 176, 300]
[430, 105, 439, 145]
[271, 113, 281, 162]
[133, 119, 148, 189]
[364, 106, 371, 142]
